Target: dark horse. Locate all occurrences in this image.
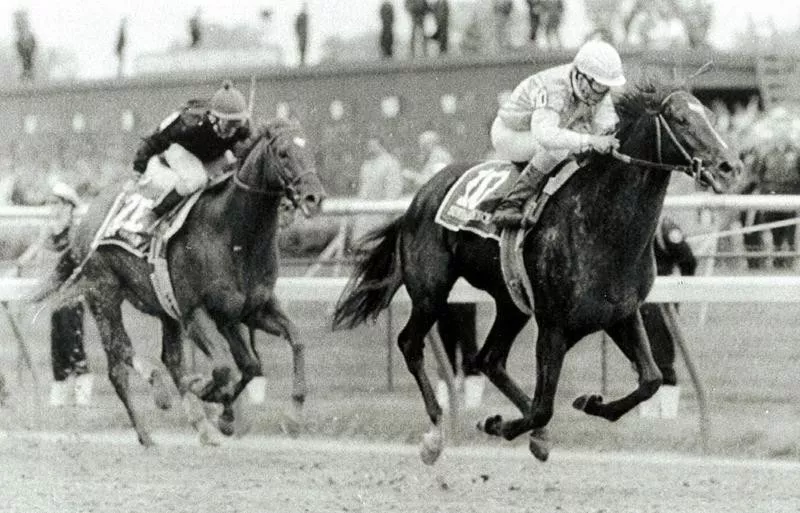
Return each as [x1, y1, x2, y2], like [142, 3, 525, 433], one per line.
[45, 118, 325, 446]
[334, 80, 744, 464]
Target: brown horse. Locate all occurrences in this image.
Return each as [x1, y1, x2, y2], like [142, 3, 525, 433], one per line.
[333, 79, 745, 464]
[45, 118, 325, 446]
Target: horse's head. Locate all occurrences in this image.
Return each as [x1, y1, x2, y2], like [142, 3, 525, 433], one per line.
[616, 82, 744, 193]
[236, 118, 326, 217]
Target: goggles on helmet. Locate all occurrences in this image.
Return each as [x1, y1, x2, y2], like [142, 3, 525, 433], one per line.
[208, 112, 245, 139]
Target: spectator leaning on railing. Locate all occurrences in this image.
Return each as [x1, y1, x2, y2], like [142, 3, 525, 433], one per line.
[16, 182, 93, 407]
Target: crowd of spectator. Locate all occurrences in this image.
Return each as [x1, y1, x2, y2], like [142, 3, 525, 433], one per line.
[7, 2, 567, 81]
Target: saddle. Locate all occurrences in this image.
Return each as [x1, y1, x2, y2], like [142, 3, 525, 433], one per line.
[94, 172, 232, 320]
[435, 159, 582, 315]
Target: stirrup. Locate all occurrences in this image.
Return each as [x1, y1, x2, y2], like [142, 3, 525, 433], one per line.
[492, 210, 524, 228]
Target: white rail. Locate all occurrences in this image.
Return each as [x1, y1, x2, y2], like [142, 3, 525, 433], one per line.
[320, 195, 800, 215]
[5, 275, 800, 304]
[4, 194, 800, 224]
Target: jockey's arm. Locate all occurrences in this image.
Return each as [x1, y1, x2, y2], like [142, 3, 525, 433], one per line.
[132, 112, 183, 173]
[528, 108, 589, 154]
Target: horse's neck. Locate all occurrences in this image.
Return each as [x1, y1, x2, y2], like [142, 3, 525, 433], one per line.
[225, 188, 282, 264]
[584, 158, 671, 248]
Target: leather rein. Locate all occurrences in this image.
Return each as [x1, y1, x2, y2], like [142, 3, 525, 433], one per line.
[610, 93, 705, 184]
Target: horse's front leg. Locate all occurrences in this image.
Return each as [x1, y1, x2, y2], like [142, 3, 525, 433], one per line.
[247, 297, 305, 436]
[479, 321, 569, 462]
[214, 322, 262, 436]
[573, 310, 662, 421]
[184, 308, 242, 425]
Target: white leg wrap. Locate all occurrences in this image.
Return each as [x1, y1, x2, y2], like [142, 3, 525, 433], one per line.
[74, 373, 95, 406]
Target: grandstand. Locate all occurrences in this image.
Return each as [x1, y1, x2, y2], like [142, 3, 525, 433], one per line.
[0, 49, 763, 196]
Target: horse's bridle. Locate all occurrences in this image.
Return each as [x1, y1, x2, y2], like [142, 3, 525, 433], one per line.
[232, 131, 315, 204]
[611, 92, 705, 184]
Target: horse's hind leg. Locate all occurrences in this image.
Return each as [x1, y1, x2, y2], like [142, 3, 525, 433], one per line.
[159, 316, 220, 446]
[248, 297, 305, 436]
[86, 296, 154, 446]
[573, 310, 662, 421]
[398, 301, 446, 465]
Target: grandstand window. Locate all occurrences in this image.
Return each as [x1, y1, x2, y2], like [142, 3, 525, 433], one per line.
[276, 102, 291, 119]
[440, 94, 457, 115]
[72, 113, 86, 132]
[329, 100, 345, 121]
[23, 115, 37, 134]
[121, 110, 135, 132]
[381, 96, 400, 119]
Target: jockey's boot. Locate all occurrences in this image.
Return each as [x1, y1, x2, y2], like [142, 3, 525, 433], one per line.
[152, 189, 184, 217]
[492, 164, 548, 228]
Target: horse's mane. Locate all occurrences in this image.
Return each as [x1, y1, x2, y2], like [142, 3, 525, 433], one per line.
[235, 117, 300, 162]
[615, 76, 687, 144]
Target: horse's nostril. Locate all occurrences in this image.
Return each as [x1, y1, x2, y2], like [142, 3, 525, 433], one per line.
[304, 194, 320, 206]
[719, 161, 733, 173]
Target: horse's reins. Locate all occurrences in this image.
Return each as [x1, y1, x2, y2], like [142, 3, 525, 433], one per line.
[610, 92, 704, 183]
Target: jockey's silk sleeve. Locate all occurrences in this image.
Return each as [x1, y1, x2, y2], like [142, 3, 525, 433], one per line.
[529, 108, 586, 153]
[132, 111, 183, 173]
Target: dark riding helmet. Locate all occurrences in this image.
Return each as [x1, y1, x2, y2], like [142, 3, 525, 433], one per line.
[208, 80, 249, 139]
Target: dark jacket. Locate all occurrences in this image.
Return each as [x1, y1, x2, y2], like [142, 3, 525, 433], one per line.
[133, 103, 250, 173]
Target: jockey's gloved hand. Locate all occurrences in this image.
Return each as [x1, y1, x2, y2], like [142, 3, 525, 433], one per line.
[586, 135, 620, 154]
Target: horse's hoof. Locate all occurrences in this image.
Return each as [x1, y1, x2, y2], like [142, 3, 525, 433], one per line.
[420, 428, 443, 466]
[477, 414, 503, 436]
[150, 370, 173, 410]
[138, 432, 155, 448]
[529, 429, 550, 462]
[182, 374, 211, 396]
[280, 413, 302, 438]
[572, 394, 603, 413]
[218, 408, 235, 437]
[198, 420, 222, 447]
[212, 366, 233, 387]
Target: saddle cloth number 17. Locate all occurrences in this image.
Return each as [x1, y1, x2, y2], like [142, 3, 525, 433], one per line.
[455, 168, 510, 210]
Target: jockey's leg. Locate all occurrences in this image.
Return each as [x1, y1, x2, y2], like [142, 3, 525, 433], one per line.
[489, 119, 560, 228]
[492, 165, 549, 227]
[151, 190, 184, 217]
[151, 143, 209, 217]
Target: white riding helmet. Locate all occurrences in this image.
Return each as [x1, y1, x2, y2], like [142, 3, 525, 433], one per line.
[573, 40, 626, 88]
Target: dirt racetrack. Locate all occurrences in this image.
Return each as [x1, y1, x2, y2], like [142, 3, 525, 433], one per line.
[0, 430, 798, 513]
[1, 271, 800, 512]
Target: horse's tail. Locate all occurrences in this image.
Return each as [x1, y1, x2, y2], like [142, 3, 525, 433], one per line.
[332, 217, 404, 330]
